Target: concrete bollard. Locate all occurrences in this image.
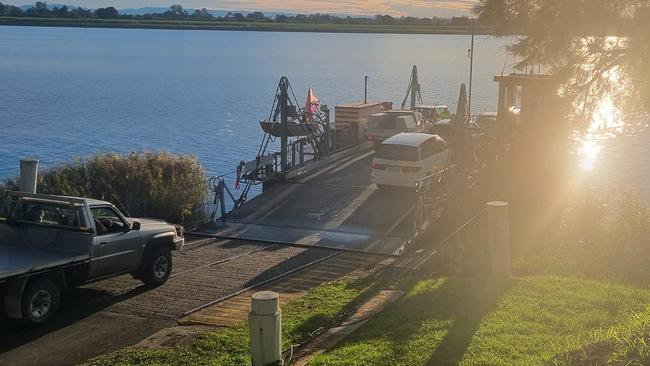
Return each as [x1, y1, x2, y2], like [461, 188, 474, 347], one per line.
[19, 159, 39, 194]
[249, 291, 282, 366]
[487, 201, 511, 278]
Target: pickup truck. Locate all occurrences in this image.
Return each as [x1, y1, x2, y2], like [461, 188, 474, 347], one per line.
[0, 191, 184, 326]
[366, 110, 431, 146]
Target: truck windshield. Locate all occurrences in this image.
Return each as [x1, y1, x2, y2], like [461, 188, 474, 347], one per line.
[375, 144, 420, 161]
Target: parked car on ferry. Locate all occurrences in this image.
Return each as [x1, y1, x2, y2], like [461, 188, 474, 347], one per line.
[415, 105, 453, 123]
[366, 110, 429, 146]
[372, 133, 450, 189]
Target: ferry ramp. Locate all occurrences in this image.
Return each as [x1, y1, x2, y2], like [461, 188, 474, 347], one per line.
[195, 147, 417, 256]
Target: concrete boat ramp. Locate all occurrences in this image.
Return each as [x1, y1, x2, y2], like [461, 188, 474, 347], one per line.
[195, 146, 417, 256]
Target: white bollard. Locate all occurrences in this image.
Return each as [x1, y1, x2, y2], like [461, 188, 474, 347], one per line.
[487, 201, 511, 278]
[249, 291, 282, 366]
[19, 159, 39, 194]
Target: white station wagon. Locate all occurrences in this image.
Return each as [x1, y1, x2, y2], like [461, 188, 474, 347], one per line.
[372, 133, 449, 189]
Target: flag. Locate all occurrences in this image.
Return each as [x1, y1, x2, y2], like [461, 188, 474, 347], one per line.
[305, 86, 320, 117]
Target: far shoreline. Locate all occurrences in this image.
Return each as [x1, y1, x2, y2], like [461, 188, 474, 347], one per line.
[0, 16, 494, 35]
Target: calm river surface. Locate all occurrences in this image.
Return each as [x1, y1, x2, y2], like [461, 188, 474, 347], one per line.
[0, 26, 648, 197]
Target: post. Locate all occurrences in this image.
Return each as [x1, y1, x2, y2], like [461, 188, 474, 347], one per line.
[279, 77, 290, 172]
[219, 180, 226, 222]
[364, 76, 369, 104]
[487, 201, 511, 278]
[249, 291, 282, 366]
[468, 20, 475, 116]
[20, 159, 39, 194]
[322, 104, 331, 155]
[299, 140, 305, 165]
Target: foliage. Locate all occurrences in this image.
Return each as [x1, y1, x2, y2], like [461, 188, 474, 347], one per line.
[0, 1, 474, 27]
[514, 190, 650, 287]
[84, 277, 373, 366]
[311, 276, 650, 366]
[473, 0, 650, 124]
[1, 152, 207, 224]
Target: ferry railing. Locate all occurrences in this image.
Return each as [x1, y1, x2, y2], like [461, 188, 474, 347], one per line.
[412, 164, 457, 240]
[205, 125, 362, 223]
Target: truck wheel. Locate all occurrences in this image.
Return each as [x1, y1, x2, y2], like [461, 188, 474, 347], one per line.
[21, 278, 60, 327]
[142, 247, 173, 287]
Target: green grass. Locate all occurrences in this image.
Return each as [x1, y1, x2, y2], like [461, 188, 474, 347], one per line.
[0, 17, 492, 35]
[84, 277, 375, 366]
[310, 276, 650, 366]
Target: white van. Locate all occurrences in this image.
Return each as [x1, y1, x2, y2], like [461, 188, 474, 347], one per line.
[371, 133, 449, 189]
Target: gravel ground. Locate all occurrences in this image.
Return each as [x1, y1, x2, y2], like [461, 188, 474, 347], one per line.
[0, 236, 336, 366]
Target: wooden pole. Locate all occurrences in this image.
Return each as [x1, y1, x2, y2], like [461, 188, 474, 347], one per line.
[487, 201, 511, 278]
[19, 159, 39, 194]
[249, 291, 282, 366]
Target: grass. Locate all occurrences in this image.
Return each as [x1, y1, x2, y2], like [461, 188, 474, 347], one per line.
[310, 276, 650, 366]
[84, 277, 376, 366]
[0, 16, 492, 35]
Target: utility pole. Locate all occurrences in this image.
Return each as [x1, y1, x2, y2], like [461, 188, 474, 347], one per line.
[468, 19, 475, 117]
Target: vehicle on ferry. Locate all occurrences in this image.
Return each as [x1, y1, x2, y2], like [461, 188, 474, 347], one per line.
[365, 110, 429, 146]
[415, 105, 452, 123]
[371, 133, 450, 189]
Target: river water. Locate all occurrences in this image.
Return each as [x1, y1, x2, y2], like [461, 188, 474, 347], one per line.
[0, 26, 648, 198]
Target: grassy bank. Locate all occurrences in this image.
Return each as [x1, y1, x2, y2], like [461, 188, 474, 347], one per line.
[84, 277, 377, 366]
[0, 17, 492, 35]
[310, 276, 650, 366]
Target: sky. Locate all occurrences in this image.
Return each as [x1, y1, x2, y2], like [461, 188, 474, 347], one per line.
[16, 0, 478, 17]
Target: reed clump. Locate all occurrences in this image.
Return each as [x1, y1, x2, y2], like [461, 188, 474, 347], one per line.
[1, 152, 207, 224]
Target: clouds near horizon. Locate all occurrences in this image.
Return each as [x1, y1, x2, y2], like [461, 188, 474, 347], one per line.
[17, 0, 477, 17]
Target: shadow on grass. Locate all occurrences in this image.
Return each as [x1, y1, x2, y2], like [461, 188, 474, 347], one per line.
[311, 275, 511, 366]
[424, 277, 511, 366]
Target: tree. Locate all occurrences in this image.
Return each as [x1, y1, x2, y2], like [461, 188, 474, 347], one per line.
[191, 8, 212, 19]
[6, 4, 23, 16]
[70, 6, 91, 18]
[165, 4, 187, 18]
[450, 16, 471, 26]
[246, 11, 266, 21]
[474, 0, 650, 122]
[26, 1, 50, 17]
[52, 5, 68, 17]
[95, 6, 118, 19]
[0, 2, 5, 15]
[375, 14, 395, 24]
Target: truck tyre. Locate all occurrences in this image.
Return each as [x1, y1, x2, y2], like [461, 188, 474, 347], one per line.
[21, 278, 60, 327]
[141, 246, 173, 287]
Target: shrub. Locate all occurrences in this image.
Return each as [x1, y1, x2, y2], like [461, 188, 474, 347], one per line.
[514, 189, 650, 286]
[1, 152, 208, 224]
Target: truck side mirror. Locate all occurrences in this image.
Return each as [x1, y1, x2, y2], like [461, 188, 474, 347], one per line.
[132, 221, 141, 231]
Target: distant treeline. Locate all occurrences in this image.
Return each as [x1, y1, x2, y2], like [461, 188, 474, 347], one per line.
[0, 1, 477, 26]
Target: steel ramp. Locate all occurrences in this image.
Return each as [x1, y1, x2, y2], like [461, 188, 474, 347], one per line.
[195, 151, 417, 256]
